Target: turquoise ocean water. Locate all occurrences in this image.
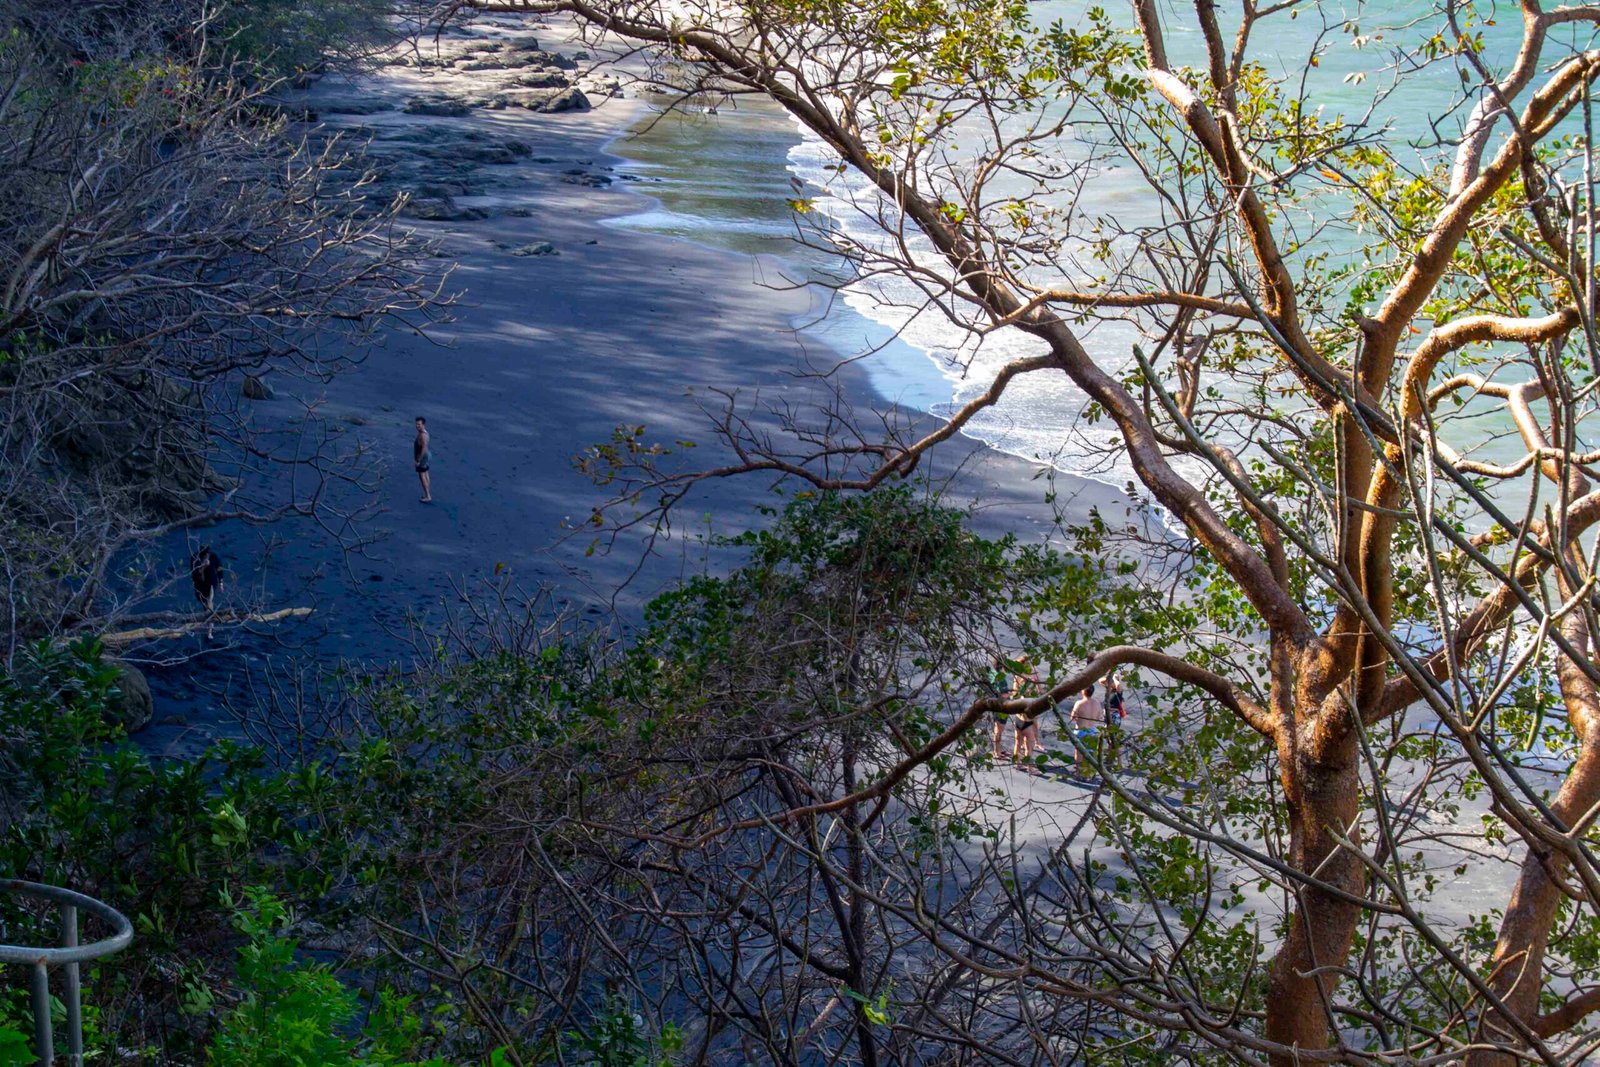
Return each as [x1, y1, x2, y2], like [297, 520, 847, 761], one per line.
[607, 2, 1600, 492]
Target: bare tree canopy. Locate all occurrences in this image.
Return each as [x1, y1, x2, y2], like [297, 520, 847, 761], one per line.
[0, 1, 449, 657]
[404, 0, 1600, 1061]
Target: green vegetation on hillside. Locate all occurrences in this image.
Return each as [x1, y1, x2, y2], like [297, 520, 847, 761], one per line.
[2, 488, 1126, 1062]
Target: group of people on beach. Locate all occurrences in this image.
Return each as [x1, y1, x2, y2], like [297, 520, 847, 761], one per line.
[988, 654, 1126, 777]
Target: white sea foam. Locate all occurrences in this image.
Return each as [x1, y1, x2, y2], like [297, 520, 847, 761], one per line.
[784, 126, 1153, 497]
[775, 0, 1557, 503]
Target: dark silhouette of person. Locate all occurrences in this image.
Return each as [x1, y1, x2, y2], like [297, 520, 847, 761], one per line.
[191, 546, 223, 613]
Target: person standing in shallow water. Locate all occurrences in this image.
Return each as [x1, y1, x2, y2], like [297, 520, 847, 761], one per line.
[413, 416, 432, 503]
[1103, 671, 1127, 759]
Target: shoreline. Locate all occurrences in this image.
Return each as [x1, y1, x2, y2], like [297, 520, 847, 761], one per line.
[137, 14, 1141, 756]
[602, 92, 1168, 530]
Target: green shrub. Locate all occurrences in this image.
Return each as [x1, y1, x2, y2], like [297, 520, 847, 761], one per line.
[218, 0, 394, 77]
[208, 887, 461, 1067]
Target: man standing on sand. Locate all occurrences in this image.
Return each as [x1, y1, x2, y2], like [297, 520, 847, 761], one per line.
[1070, 684, 1107, 779]
[413, 416, 433, 503]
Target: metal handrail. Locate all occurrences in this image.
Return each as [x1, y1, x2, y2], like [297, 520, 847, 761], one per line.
[1, 880, 133, 1067]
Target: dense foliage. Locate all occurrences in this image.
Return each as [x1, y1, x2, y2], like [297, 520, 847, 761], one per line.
[2, 489, 1127, 1063]
[460, 0, 1600, 1061]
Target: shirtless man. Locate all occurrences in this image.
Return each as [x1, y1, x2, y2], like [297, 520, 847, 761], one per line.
[413, 416, 432, 503]
[1070, 684, 1107, 778]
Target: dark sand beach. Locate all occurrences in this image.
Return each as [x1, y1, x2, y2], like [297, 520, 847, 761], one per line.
[138, 14, 1139, 752]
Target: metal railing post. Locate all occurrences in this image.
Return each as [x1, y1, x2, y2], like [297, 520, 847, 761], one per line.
[61, 902, 82, 1066]
[29, 961, 51, 1067]
[0, 881, 132, 1067]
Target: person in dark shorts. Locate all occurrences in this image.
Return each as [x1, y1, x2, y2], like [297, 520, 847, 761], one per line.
[413, 416, 432, 503]
[1104, 672, 1125, 722]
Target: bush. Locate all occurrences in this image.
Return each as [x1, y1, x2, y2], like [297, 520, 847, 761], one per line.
[208, 887, 460, 1067]
[218, 0, 396, 78]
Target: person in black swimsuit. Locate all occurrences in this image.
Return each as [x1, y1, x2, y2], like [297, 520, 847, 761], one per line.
[190, 546, 223, 612]
[1011, 654, 1044, 768]
[413, 416, 432, 503]
[190, 545, 224, 637]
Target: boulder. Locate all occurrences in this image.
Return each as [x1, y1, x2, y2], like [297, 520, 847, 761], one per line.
[406, 199, 492, 222]
[499, 88, 559, 111]
[579, 76, 624, 99]
[241, 374, 276, 400]
[504, 35, 542, 51]
[455, 144, 521, 164]
[403, 95, 471, 117]
[513, 69, 570, 89]
[559, 167, 611, 187]
[526, 49, 578, 71]
[460, 59, 512, 71]
[105, 660, 154, 733]
[536, 87, 590, 113]
[312, 96, 396, 115]
[510, 241, 556, 256]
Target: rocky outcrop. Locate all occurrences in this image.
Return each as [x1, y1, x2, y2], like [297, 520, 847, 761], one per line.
[403, 95, 472, 117]
[405, 199, 492, 221]
[105, 659, 154, 733]
[538, 86, 590, 113]
[288, 25, 622, 220]
[512, 70, 569, 89]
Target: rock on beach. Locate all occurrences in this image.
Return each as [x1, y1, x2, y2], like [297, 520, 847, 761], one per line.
[403, 95, 472, 117]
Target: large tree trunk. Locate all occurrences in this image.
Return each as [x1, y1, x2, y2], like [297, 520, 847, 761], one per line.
[1469, 843, 1569, 1064]
[1468, 591, 1600, 1065]
[1265, 710, 1364, 1063]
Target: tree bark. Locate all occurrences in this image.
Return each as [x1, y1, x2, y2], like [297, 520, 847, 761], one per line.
[1468, 579, 1600, 1064]
[1265, 722, 1364, 1063]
